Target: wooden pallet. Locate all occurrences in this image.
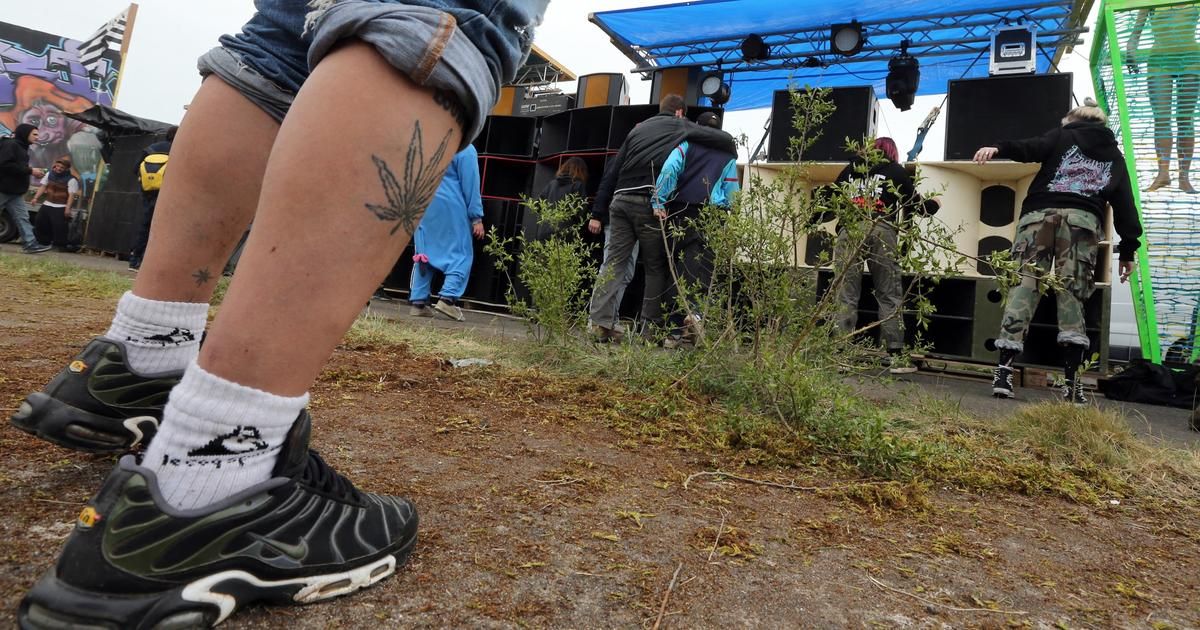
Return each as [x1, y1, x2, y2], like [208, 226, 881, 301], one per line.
[915, 356, 1100, 390]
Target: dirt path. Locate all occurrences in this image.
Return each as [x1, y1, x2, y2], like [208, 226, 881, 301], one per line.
[1, 271, 1198, 628]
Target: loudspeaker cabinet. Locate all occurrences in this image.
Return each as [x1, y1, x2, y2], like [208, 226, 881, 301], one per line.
[739, 158, 1114, 369]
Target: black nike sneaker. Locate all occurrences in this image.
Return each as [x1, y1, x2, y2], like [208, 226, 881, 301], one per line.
[10, 338, 180, 452]
[18, 410, 418, 629]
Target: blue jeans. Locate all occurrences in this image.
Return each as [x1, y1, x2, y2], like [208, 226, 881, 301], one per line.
[200, 0, 547, 147]
[1, 192, 37, 248]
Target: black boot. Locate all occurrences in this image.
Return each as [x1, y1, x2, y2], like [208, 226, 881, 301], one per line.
[1062, 344, 1088, 405]
[992, 348, 1018, 399]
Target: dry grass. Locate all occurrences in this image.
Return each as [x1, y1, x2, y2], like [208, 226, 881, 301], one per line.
[6, 254, 1199, 509]
[0, 253, 131, 299]
[344, 311, 507, 365]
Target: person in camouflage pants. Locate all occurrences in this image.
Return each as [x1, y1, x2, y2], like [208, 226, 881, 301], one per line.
[997, 207, 1101, 350]
[835, 223, 905, 352]
[830, 137, 940, 374]
[975, 97, 1142, 403]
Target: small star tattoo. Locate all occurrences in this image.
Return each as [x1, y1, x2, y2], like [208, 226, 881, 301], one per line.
[192, 268, 213, 287]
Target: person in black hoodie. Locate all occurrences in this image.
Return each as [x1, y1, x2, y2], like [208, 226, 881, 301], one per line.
[974, 97, 1142, 404]
[530, 156, 587, 241]
[830, 137, 940, 373]
[586, 94, 736, 343]
[0, 123, 51, 253]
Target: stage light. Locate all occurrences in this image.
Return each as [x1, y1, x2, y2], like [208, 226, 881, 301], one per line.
[740, 34, 770, 62]
[699, 72, 731, 106]
[830, 20, 864, 56]
[886, 40, 920, 111]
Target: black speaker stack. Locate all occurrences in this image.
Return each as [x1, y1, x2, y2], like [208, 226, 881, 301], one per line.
[767, 86, 878, 162]
[944, 73, 1073, 160]
[383, 102, 722, 311]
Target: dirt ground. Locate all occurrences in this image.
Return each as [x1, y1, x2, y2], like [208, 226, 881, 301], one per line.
[2, 270, 1199, 629]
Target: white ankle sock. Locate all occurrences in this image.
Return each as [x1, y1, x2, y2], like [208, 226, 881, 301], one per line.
[104, 292, 209, 374]
[142, 362, 309, 510]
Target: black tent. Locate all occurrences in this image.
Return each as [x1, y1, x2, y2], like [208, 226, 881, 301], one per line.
[66, 104, 173, 136]
[64, 105, 173, 256]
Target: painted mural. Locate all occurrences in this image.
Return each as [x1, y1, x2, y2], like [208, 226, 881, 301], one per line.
[0, 21, 121, 196]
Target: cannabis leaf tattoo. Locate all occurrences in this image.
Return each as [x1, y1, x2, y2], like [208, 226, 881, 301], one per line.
[192, 267, 212, 287]
[365, 122, 454, 236]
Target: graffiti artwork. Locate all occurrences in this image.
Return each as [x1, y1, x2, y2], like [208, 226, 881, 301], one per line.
[0, 21, 121, 195]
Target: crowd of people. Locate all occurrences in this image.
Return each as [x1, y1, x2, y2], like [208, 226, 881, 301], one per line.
[1, 0, 1146, 626]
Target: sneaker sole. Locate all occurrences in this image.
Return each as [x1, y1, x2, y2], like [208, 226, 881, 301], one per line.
[432, 305, 464, 322]
[10, 392, 157, 453]
[18, 532, 417, 629]
[888, 366, 919, 374]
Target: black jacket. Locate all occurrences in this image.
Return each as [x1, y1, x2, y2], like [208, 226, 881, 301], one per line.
[539, 174, 585, 205]
[997, 121, 1141, 259]
[529, 175, 587, 241]
[592, 112, 736, 223]
[830, 158, 939, 224]
[0, 136, 33, 195]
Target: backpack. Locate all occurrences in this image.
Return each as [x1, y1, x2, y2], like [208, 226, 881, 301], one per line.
[139, 153, 168, 192]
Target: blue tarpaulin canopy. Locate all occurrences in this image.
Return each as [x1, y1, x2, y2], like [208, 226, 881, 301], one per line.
[590, 0, 1093, 110]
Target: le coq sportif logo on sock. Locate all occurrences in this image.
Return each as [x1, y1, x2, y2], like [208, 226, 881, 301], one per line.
[129, 327, 196, 347]
[188, 426, 269, 457]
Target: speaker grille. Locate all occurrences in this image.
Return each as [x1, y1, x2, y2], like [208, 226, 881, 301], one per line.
[980, 185, 1017, 227]
[976, 235, 1013, 275]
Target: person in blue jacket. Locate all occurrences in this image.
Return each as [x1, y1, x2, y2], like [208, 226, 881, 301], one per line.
[409, 145, 484, 321]
[652, 111, 740, 345]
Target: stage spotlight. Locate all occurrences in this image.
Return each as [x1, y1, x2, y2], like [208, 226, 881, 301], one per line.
[830, 20, 864, 56]
[740, 34, 770, 62]
[699, 72, 731, 106]
[886, 40, 920, 111]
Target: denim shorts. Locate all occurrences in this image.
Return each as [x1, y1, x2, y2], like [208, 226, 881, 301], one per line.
[198, 0, 547, 147]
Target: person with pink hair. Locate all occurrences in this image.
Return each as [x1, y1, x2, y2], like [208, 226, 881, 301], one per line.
[830, 137, 940, 373]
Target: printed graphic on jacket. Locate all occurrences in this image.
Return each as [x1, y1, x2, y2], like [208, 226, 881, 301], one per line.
[1047, 146, 1112, 196]
[850, 173, 887, 210]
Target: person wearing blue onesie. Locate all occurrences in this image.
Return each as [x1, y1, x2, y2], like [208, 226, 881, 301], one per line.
[409, 145, 485, 321]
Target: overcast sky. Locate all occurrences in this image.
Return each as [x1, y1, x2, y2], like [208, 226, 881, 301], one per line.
[4, 1, 1099, 160]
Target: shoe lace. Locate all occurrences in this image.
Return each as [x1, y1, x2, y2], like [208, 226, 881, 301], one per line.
[301, 450, 363, 502]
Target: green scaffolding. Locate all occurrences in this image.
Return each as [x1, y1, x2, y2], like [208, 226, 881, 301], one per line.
[1091, 0, 1200, 364]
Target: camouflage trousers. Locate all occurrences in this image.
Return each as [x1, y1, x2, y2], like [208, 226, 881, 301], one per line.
[996, 208, 1101, 351]
[835, 223, 904, 350]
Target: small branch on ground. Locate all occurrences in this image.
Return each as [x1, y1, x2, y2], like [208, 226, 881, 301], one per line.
[866, 573, 1027, 615]
[652, 562, 685, 630]
[684, 470, 826, 491]
[708, 508, 730, 562]
[533, 477, 583, 486]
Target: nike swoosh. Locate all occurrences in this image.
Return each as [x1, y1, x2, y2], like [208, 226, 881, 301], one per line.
[250, 533, 308, 561]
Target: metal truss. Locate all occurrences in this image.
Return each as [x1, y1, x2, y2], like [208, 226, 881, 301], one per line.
[511, 62, 569, 87]
[594, 1, 1088, 75]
